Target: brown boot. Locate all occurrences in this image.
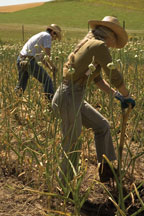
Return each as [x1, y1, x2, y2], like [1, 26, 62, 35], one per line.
[99, 163, 115, 182]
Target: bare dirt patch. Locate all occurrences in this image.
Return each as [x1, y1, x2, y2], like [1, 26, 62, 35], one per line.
[0, 152, 144, 216]
[0, 2, 44, 13]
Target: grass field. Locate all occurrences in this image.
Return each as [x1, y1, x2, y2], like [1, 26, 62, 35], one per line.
[0, 0, 144, 42]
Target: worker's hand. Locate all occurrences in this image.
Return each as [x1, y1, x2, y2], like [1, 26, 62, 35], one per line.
[114, 91, 135, 109]
[19, 60, 28, 69]
[52, 65, 58, 74]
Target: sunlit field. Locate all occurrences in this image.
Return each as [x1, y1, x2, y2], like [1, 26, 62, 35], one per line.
[0, 35, 144, 215]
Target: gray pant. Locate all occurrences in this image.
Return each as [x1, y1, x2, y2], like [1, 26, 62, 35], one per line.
[52, 83, 116, 182]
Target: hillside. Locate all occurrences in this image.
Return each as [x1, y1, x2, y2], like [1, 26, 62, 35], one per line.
[0, 0, 144, 29]
[0, 2, 44, 12]
[0, 0, 144, 42]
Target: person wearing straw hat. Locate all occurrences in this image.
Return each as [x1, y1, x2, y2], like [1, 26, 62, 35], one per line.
[15, 24, 61, 100]
[52, 16, 135, 185]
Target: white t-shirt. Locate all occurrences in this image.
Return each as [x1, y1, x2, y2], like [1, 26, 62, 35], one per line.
[20, 31, 51, 60]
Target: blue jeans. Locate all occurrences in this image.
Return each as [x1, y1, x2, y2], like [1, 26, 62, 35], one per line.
[15, 56, 54, 100]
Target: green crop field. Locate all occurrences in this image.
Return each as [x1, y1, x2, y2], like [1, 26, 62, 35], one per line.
[0, 0, 144, 42]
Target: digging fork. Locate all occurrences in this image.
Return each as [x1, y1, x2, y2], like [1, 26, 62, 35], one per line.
[118, 104, 132, 170]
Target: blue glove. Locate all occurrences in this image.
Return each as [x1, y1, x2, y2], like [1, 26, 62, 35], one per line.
[114, 91, 135, 109]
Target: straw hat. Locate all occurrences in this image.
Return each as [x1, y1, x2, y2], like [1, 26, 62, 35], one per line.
[47, 24, 62, 40]
[88, 16, 128, 48]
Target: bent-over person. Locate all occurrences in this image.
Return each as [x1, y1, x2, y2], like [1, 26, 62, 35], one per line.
[15, 24, 61, 100]
[52, 16, 135, 185]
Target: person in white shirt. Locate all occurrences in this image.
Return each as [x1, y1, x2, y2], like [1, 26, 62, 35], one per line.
[15, 24, 61, 100]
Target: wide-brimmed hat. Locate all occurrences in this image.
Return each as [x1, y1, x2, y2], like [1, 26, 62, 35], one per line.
[47, 24, 62, 40]
[88, 16, 128, 48]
